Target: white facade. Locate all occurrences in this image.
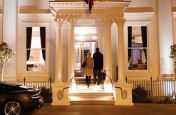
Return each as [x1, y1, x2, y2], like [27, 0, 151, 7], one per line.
[0, 0, 175, 82]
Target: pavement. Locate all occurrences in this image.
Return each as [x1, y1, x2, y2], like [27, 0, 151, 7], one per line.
[27, 103, 176, 115]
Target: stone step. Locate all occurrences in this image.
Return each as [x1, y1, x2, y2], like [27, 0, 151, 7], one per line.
[69, 80, 114, 105]
[69, 95, 114, 100]
[70, 92, 113, 96]
[74, 77, 104, 85]
[70, 100, 115, 105]
[69, 95, 114, 105]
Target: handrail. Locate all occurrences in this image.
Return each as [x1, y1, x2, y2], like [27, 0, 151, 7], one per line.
[57, 76, 75, 100]
[114, 86, 127, 100]
[104, 72, 127, 100]
[58, 72, 127, 100]
[62, 76, 75, 92]
[104, 73, 114, 89]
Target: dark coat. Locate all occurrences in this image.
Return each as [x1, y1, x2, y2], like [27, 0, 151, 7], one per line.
[93, 51, 103, 71]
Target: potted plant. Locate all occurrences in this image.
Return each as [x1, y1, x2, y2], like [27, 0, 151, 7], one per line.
[0, 42, 14, 81]
[170, 44, 176, 77]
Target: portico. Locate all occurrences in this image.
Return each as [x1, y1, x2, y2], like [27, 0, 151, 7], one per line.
[50, 0, 133, 106]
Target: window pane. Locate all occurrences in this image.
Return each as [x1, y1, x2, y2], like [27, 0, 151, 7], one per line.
[128, 49, 147, 70]
[26, 27, 46, 71]
[128, 26, 147, 70]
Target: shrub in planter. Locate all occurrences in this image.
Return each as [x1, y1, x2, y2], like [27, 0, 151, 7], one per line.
[40, 87, 52, 103]
[132, 86, 148, 103]
[163, 95, 176, 104]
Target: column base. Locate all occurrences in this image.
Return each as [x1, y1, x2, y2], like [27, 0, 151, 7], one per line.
[51, 82, 70, 105]
[114, 82, 134, 106]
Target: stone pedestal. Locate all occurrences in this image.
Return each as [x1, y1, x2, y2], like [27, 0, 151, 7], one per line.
[114, 83, 133, 106]
[51, 82, 70, 105]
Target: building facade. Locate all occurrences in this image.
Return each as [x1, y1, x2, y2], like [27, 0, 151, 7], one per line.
[0, 0, 176, 82]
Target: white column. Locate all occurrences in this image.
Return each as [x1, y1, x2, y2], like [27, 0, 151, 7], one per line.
[152, 0, 160, 79]
[116, 18, 125, 83]
[158, 0, 173, 74]
[67, 19, 75, 81]
[103, 19, 113, 79]
[54, 20, 63, 82]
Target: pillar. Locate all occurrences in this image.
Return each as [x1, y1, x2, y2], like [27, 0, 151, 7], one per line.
[51, 19, 70, 105]
[67, 19, 75, 81]
[54, 19, 63, 83]
[103, 19, 113, 79]
[114, 16, 133, 106]
[116, 18, 125, 83]
[158, 0, 173, 74]
[152, 0, 160, 79]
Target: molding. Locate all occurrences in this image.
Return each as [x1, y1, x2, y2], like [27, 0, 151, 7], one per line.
[124, 12, 154, 21]
[49, 1, 130, 20]
[50, 1, 130, 9]
[124, 7, 154, 13]
[172, 7, 176, 12]
[18, 73, 50, 82]
[20, 6, 50, 14]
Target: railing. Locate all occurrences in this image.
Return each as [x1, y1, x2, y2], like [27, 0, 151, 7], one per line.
[9, 81, 51, 89]
[105, 73, 127, 99]
[9, 77, 51, 89]
[127, 78, 176, 97]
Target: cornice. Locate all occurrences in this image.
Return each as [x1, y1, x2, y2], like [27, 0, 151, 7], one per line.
[124, 7, 154, 13]
[50, 1, 130, 10]
[20, 7, 50, 14]
[172, 7, 176, 12]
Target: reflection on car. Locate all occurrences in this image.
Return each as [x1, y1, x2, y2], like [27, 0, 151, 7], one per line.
[0, 82, 43, 115]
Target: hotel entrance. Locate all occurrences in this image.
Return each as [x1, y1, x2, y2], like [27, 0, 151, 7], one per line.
[50, 1, 133, 106]
[74, 26, 97, 71]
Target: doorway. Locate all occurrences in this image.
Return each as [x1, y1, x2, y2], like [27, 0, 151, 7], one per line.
[74, 41, 97, 71]
[74, 26, 98, 71]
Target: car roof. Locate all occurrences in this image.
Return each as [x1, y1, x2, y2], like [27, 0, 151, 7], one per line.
[0, 82, 21, 87]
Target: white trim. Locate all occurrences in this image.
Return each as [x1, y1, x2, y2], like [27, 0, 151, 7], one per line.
[17, 14, 52, 81]
[124, 20, 153, 78]
[49, 1, 130, 10]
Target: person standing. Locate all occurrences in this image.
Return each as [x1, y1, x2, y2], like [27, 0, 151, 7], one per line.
[93, 48, 103, 85]
[84, 52, 94, 88]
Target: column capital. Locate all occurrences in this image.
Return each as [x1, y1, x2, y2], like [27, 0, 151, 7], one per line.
[67, 18, 76, 28]
[115, 18, 125, 26]
[55, 19, 63, 27]
[103, 18, 114, 26]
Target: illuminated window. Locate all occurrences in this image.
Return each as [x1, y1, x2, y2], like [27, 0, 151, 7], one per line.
[26, 27, 46, 71]
[128, 26, 147, 70]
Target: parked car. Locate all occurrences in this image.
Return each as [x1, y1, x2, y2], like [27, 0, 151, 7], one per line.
[0, 82, 43, 115]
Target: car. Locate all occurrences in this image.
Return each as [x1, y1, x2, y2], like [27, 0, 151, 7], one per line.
[0, 82, 43, 115]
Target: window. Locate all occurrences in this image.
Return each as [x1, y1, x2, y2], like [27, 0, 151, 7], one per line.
[26, 27, 46, 71]
[128, 26, 147, 70]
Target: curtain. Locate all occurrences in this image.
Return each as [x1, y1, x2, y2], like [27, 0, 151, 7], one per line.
[26, 27, 32, 61]
[141, 26, 147, 59]
[128, 26, 132, 61]
[40, 27, 46, 61]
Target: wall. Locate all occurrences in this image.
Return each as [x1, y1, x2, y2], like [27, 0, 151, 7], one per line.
[172, 0, 176, 6]
[128, 0, 153, 7]
[19, 0, 51, 8]
[3, 0, 17, 81]
[158, 0, 174, 74]
[0, 0, 3, 42]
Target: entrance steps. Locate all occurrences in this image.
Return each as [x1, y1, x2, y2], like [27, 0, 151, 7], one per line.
[74, 76, 104, 85]
[69, 84, 115, 105]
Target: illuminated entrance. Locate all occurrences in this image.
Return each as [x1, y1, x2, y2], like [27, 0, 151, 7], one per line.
[50, 1, 133, 106]
[74, 26, 97, 70]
